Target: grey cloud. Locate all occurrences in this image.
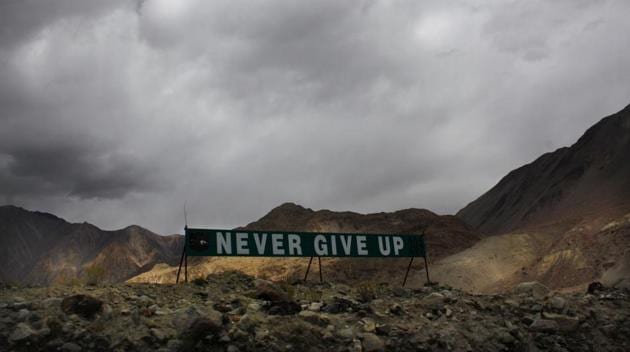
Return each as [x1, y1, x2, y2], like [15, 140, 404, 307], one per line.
[1, 0, 629, 234]
[0, 139, 161, 199]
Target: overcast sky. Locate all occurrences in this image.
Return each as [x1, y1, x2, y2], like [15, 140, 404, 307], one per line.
[1, 0, 629, 234]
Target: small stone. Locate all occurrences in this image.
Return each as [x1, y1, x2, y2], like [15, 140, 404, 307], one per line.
[9, 323, 35, 343]
[151, 328, 168, 342]
[541, 312, 580, 332]
[137, 295, 154, 307]
[529, 319, 559, 333]
[445, 308, 453, 318]
[298, 310, 329, 327]
[322, 330, 334, 340]
[16, 308, 30, 321]
[389, 303, 404, 315]
[497, 330, 515, 345]
[308, 302, 323, 312]
[337, 327, 355, 340]
[421, 293, 445, 310]
[179, 315, 225, 347]
[61, 342, 82, 352]
[227, 345, 240, 352]
[361, 318, 377, 333]
[41, 297, 62, 309]
[247, 303, 261, 312]
[549, 296, 566, 311]
[587, 282, 605, 294]
[361, 333, 385, 352]
[375, 324, 391, 335]
[255, 280, 289, 302]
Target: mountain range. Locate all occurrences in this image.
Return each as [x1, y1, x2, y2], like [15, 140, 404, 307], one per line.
[1, 104, 630, 291]
[0, 206, 182, 285]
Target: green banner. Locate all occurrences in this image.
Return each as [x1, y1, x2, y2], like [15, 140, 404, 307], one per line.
[185, 228, 426, 258]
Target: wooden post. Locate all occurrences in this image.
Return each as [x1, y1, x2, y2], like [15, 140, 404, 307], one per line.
[184, 248, 188, 283]
[318, 256, 323, 283]
[424, 255, 430, 285]
[176, 245, 186, 284]
[402, 257, 414, 287]
[304, 257, 314, 282]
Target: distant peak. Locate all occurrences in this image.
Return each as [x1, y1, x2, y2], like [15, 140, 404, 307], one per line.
[270, 202, 312, 213]
[123, 224, 146, 232]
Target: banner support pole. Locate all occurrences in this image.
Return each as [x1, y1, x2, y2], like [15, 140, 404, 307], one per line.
[318, 256, 323, 283]
[176, 245, 186, 284]
[177, 226, 188, 284]
[402, 257, 414, 287]
[424, 255, 430, 284]
[304, 257, 314, 281]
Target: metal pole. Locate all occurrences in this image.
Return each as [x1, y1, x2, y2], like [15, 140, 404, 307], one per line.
[402, 257, 414, 287]
[176, 245, 186, 284]
[304, 257, 314, 281]
[184, 251, 188, 283]
[423, 255, 431, 284]
[318, 257, 323, 283]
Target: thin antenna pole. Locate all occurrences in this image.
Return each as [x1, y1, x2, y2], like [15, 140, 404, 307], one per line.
[184, 202, 188, 228]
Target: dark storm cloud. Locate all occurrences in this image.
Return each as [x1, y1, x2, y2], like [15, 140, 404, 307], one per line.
[0, 140, 159, 199]
[1, 0, 629, 233]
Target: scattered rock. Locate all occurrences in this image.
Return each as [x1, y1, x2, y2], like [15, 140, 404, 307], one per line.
[2, 272, 630, 351]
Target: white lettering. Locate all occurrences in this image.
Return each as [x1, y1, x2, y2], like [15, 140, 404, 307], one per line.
[340, 235, 352, 255]
[271, 234, 284, 255]
[288, 234, 302, 255]
[314, 235, 328, 256]
[357, 236, 368, 255]
[253, 233, 267, 254]
[393, 236, 404, 255]
[216, 232, 232, 255]
[330, 235, 337, 255]
[378, 236, 391, 256]
[235, 232, 249, 255]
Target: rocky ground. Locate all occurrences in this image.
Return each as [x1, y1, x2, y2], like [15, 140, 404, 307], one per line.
[1, 273, 629, 352]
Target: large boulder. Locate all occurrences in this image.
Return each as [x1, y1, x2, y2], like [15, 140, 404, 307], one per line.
[61, 294, 104, 319]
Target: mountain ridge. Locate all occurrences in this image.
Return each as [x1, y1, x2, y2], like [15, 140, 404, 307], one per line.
[0, 205, 183, 285]
[457, 104, 630, 235]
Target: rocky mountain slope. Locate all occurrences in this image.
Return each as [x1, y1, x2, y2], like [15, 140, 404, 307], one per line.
[445, 104, 630, 292]
[130, 203, 480, 285]
[0, 206, 183, 285]
[457, 104, 630, 236]
[2, 272, 629, 351]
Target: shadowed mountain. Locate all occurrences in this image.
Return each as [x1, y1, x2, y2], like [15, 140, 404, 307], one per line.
[241, 202, 480, 260]
[0, 205, 183, 285]
[445, 104, 630, 291]
[457, 104, 630, 235]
